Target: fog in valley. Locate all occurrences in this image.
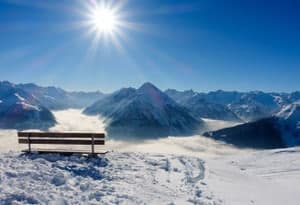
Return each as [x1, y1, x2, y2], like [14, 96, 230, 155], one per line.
[0, 109, 247, 157]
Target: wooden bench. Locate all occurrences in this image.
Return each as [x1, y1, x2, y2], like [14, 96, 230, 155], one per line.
[18, 132, 106, 155]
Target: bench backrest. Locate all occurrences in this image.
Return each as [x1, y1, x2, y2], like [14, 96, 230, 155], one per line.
[18, 132, 105, 145]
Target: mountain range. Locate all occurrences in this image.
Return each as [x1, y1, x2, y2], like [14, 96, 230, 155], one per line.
[17, 83, 104, 110]
[1, 80, 300, 148]
[166, 89, 300, 122]
[165, 89, 241, 121]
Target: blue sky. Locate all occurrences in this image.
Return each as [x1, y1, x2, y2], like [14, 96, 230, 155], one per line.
[0, 0, 299, 93]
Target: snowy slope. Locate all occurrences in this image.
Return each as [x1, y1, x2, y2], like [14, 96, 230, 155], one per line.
[205, 147, 300, 205]
[0, 81, 56, 129]
[0, 152, 221, 205]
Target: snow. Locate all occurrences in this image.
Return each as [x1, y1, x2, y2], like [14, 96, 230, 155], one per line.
[205, 148, 300, 205]
[276, 101, 300, 120]
[17, 102, 41, 111]
[14, 92, 41, 111]
[14, 93, 25, 101]
[276, 102, 300, 146]
[0, 152, 221, 205]
[43, 95, 56, 100]
[0, 109, 300, 204]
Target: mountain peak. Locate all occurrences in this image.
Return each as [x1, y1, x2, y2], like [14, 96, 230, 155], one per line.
[137, 82, 164, 99]
[0, 81, 15, 87]
[138, 82, 159, 91]
[84, 82, 202, 138]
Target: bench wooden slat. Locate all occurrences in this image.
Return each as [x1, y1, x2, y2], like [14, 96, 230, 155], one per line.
[18, 132, 105, 138]
[21, 148, 108, 155]
[18, 135, 105, 139]
[19, 139, 105, 145]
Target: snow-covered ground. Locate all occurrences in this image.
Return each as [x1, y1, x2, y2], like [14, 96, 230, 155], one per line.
[0, 152, 221, 205]
[206, 147, 300, 205]
[0, 109, 300, 205]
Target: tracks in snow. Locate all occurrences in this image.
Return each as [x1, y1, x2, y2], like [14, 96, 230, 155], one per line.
[0, 152, 222, 205]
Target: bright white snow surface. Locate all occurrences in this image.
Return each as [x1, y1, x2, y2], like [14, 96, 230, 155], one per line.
[0, 152, 220, 205]
[0, 109, 300, 205]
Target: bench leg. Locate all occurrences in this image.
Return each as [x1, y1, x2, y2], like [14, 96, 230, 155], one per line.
[28, 134, 31, 153]
[91, 135, 95, 154]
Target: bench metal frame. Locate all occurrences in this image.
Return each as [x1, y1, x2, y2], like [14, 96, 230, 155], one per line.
[18, 132, 106, 155]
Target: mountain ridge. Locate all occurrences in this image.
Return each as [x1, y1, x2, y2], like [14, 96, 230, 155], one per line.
[0, 81, 56, 129]
[84, 82, 204, 139]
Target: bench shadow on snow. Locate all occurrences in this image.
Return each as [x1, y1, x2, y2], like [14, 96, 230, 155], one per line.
[20, 153, 109, 180]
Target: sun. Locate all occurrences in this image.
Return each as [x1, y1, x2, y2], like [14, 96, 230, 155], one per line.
[90, 7, 117, 34]
[78, 0, 138, 53]
[84, 1, 122, 38]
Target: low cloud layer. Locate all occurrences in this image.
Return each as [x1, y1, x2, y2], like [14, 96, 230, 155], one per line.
[0, 109, 247, 157]
[50, 109, 106, 133]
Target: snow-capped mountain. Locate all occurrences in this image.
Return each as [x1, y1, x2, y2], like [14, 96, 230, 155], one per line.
[166, 89, 300, 122]
[17, 83, 104, 110]
[166, 90, 241, 122]
[0, 81, 56, 129]
[203, 102, 300, 148]
[276, 102, 300, 146]
[84, 83, 203, 138]
[227, 91, 282, 122]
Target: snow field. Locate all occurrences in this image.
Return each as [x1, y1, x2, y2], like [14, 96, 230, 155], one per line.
[0, 152, 221, 205]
